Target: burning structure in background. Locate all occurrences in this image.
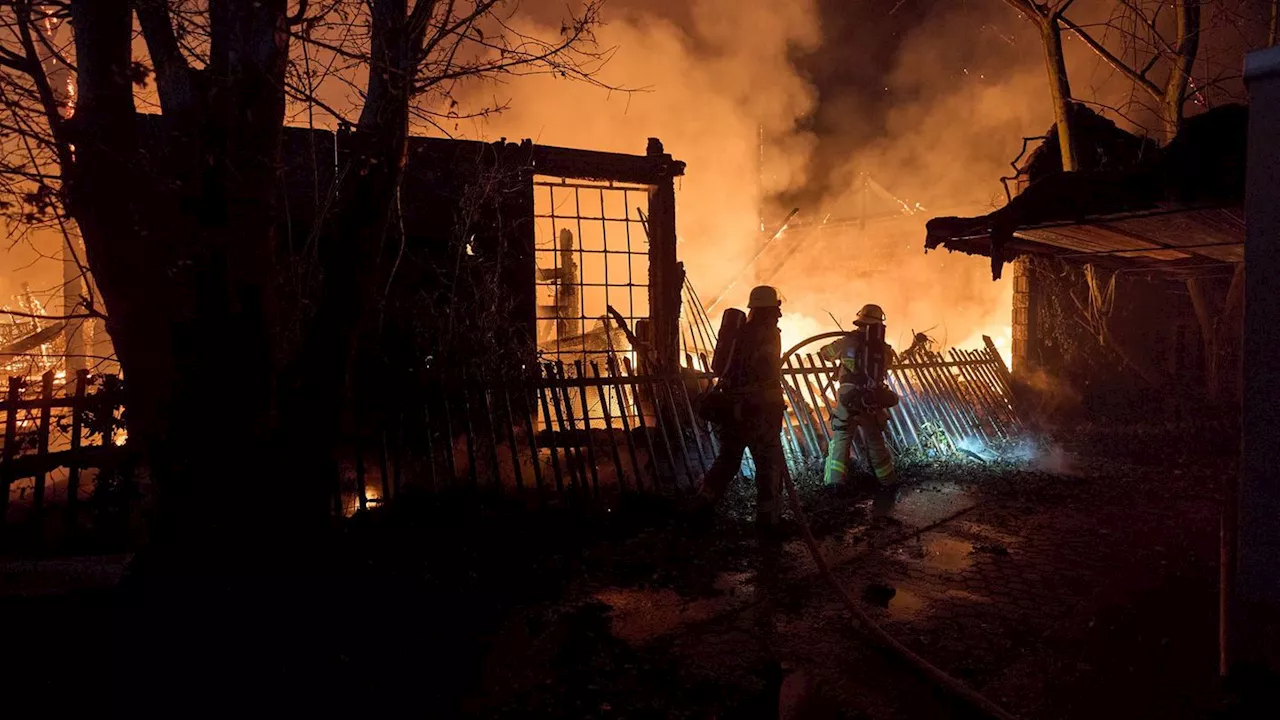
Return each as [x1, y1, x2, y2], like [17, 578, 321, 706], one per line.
[454, 0, 1060, 357]
[458, 0, 1265, 361]
[0, 0, 1261, 377]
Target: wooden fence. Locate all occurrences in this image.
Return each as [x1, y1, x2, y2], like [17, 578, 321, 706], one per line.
[0, 370, 128, 530]
[0, 338, 1025, 524]
[343, 336, 1023, 512]
[777, 336, 1024, 466]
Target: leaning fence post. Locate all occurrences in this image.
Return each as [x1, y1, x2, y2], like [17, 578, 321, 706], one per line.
[601, 359, 645, 492]
[572, 360, 602, 497]
[590, 361, 630, 493]
[65, 370, 88, 530]
[535, 366, 566, 495]
[547, 362, 584, 494]
[499, 382, 527, 494]
[612, 354, 657, 491]
[1, 376, 21, 528]
[32, 370, 54, 518]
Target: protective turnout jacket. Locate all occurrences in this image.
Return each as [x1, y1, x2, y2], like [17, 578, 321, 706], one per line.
[819, 326, 890, 390]
[722, 317, 784, 407]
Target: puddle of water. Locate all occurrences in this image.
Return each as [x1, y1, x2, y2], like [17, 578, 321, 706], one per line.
[595, 571, 758, 644]
[882, 481, 976, 529]
[886, 585, 927, 620]
[955, 520, 1023, 548]
[920, 535, 974, 572]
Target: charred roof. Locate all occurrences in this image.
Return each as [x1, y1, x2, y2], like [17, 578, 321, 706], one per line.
[924, 104, 1247, 280]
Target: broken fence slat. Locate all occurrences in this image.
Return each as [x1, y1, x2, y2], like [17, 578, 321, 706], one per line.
[946, 348, 994, 439]
[535, 370, 566, 495]
[612, 354, 656, 492]
[34, 370, 53, 516]
[781, 357, 821, 456]
[589, 361, 630, 493]
[966, 348, 1020, 431]
[516, 375, 545, 496]
[572, 360, 602, 498]
[603, 358, 646, 493]
[0, 377, 19, 526]
[886, 372, 921, 447]
[797, 354, 834, 447]
[500, 382, 527, 494]
[920, 360, 972, 441]
[550, 362, 585, 494]
[952, 348, 1009, 440]
[659, 377, 699, 488]
[979, 344, 1025, 431]
[65, 370, 87, 527]
[931, 353, 990, 446]
[555, 361, 592, 496]
[674, 374, 711, 474]
[625, 356, 679, 490]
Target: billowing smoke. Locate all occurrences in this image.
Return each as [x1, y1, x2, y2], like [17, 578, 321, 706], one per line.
[461, 0, 1038, 359]
[458, 0, 822, 308]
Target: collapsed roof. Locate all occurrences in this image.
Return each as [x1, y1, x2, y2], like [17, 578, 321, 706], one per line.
[924, 104, 1248, 280]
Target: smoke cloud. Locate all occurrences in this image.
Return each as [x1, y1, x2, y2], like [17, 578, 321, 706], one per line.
[461, 0, 1042, 359]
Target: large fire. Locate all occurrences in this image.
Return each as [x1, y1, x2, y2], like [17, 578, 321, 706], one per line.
[454, 0, 1026, 374]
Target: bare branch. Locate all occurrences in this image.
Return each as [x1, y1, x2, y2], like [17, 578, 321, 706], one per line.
[0, 308, 101, 321]
[1059, 13, 1162, 101]
[1002, 0, 1046, 23]
[287, 0, 310, 26]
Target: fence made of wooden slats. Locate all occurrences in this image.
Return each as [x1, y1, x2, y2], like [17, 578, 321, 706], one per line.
[343, 336, 1023, 513]
[777, 336, 1024, 467]
[0, 370, 129, 531]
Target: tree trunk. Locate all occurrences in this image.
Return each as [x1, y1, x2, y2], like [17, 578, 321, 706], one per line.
[1271, 0, 1278, 48]
[1041, 16, 1078, 172]
[68, 0, 323, 571]
[1163, 0, 1202, 144]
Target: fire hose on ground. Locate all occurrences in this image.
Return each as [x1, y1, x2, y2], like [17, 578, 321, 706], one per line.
[780, 466, 1020, 720]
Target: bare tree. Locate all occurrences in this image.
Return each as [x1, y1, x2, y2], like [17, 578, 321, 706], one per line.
[0, 0, 610, 563]
[1058, 0, 1203, 143]
[1001, 0, 1209, 168]
[1002, 1, 1081, 170]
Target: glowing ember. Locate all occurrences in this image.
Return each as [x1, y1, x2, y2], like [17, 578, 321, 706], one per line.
[111, 428, 127, 447]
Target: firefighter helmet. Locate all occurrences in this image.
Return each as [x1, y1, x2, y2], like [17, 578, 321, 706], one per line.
[747, 285, 782, 309]
[853, 303, 886, 326]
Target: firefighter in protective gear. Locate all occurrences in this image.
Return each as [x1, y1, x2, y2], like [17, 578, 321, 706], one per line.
[688, 285, 786, 529]
[819, 303, 899, 487]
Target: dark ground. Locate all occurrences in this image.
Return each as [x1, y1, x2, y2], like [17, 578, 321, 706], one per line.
[2, 420, 1274, 718]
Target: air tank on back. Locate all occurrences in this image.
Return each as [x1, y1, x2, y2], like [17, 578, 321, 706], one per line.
[711, 307, 747, 376]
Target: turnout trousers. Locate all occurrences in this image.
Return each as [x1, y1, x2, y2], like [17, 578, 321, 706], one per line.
[824, 401, 897, 486]
[695, 405, 785, 525]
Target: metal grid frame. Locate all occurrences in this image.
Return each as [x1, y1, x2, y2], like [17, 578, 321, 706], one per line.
[533, 176, 653, 373]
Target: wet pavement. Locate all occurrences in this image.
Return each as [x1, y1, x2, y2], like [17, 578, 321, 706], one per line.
[0, 426, 1246, 719]
[591, 480, 977, 647]
[476, 439, 1237, 719]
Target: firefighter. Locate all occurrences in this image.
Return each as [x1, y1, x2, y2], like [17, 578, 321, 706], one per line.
[819, 303, 899, 487]
[686, 285, 786, 531]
